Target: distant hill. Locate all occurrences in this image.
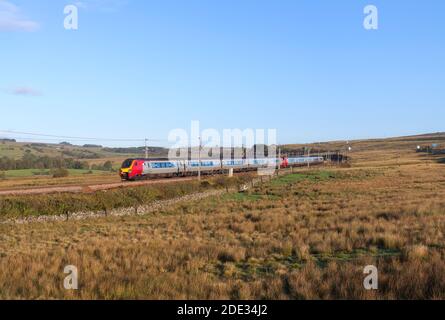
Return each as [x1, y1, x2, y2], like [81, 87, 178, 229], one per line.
[103, 146, 167, 155]
[1, 132, 444, 161]
[281, 132, 445, 154]
[0, 140, 169, 160]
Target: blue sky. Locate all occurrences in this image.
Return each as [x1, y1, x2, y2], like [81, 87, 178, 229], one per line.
[0, 0, 444, 146]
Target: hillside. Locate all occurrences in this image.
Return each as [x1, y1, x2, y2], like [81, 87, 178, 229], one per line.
[282, 132, 445, 153]
[3, 132, 444, 161]
[0, 140, 168, 160]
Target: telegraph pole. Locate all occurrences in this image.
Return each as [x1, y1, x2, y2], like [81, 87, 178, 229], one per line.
[346, 145, 352, 163]
[198, 136, 201, 181]
[145, 138, 148, 159]
[307, 147, 311, 168]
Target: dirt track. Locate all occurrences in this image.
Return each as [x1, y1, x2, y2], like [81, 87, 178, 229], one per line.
[0, 176, 196, 196]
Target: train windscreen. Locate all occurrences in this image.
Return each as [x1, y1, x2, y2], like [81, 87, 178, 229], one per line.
[121, 159, 134, 169]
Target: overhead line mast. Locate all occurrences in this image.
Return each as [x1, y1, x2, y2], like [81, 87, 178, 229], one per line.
[198, 136, 202, 181]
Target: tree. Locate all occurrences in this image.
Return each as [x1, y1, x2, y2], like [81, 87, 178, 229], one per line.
[103, 161, 113, 171]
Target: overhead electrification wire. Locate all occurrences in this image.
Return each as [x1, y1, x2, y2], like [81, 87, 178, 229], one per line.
[0, 130, 168, 142]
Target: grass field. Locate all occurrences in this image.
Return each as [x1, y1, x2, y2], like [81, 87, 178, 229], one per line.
[0, 134, 444, 299]
[2, 168, 111, 178]
[0, 171, 120, 191]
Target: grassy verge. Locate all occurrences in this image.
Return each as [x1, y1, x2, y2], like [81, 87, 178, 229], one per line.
[0, 174, 253, 219]
[271, 170, 337, 186]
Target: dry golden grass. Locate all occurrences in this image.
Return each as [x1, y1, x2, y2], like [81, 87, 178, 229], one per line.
[0, 136, 444, 299]
[0, 171, 120, 191]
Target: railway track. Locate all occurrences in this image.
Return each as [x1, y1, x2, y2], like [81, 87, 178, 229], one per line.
[0, 164, 326, 196]
[0, 176, 196, 196]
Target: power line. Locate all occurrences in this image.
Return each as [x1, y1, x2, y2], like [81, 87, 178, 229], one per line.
[0, 136, 87, 142]
[0, 130, 168, 143]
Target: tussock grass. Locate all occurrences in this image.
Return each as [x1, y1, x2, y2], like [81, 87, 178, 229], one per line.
[0, 151, 444, 299]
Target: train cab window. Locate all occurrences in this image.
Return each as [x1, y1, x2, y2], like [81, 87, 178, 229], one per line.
[121, 159, 134, 168]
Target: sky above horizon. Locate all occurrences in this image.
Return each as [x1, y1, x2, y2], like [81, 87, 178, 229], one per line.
[1, 0, 444, 147]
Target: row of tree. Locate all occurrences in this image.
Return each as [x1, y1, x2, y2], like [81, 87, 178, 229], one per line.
[0, 154, 114, 171]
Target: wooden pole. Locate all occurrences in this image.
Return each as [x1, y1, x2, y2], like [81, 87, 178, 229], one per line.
[198, 136, 201, 181]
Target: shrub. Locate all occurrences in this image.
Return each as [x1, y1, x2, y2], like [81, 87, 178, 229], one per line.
[103, 161, 113, 171]
[200, 180, 211, 188]
[214, 176, 233, 192]
[91, 161, 115, 171]
[402, 245, 429, 261]
[217, 247, 245, 263]
[50, 168, 69, 178]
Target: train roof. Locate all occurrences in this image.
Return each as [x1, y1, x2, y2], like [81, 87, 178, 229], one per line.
[128, 158, 170, 161]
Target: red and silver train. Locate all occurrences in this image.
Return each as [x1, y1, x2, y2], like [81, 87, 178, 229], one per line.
[120, 156, 324, 181]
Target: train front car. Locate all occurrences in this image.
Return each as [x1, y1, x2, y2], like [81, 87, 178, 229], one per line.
[120, 159, 133, 180]
[120, 159, 144, 181]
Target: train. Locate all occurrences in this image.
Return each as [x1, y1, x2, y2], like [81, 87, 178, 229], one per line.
[119, 156, 324, 181]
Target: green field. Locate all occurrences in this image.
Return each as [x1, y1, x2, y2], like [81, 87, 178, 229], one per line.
[2, 168, 112, 178]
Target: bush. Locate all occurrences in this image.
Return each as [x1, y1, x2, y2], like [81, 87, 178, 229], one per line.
[103, 161, 113, 171]
[200, 180, 211, 188]
[50, 168, 69, 178]
[91, 161, 115, 171]
[214, 176, 232, 188]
